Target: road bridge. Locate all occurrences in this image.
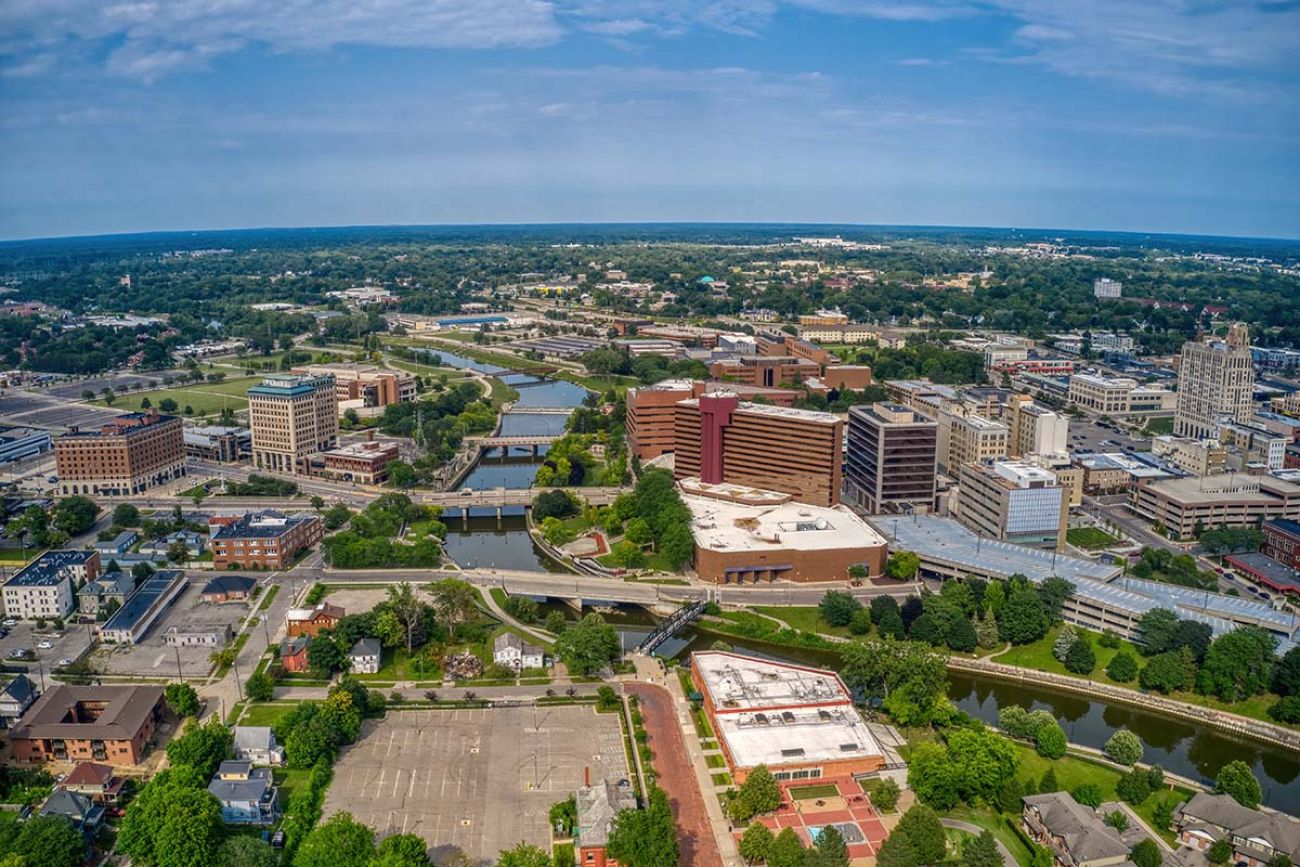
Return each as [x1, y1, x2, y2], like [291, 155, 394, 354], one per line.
[468, 434, 561, 454]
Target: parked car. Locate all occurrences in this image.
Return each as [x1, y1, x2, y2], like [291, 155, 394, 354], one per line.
[37, 640, 53, 650]
[56, 658, 72, 668]
[8, 648, 30, 660]
[3, 618, 17, 627]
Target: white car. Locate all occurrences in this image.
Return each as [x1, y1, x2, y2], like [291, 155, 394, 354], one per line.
[37, 640, 53, 650]
[2, 619, 16, 627]
[56, 658, 72, 668]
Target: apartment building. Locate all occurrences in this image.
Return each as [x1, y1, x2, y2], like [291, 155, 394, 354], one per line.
[1132, 474, 1300, 540]
[8, 684, 165, 767]
[1006, 397, 1068, 458]
[1151, 436, 1227, 476]
[798, 309, 849, 327]
[941, 412, 1010, 476]
[1262, 519, 1300, 570]
[54, 412, 185, 497]
[247, 373, 338, 475]
[290, 363, 416, 413]
[844, 403, 938, 514]
[1093, 277, 1123, 298]
[1174, 793, 1300, 867]
[209, 511, 323, 570]
[1175, 323, 1256, 439]
[674, 393, 842, 507]
[956, 460, 1068, 551]
[2, 550, 101, 620]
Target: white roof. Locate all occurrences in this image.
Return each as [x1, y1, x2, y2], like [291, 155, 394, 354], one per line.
[683, 493, 887, 554]
[694, 652, 882, 769]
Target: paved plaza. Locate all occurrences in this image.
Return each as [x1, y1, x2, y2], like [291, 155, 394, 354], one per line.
[324, 705, 628, 863]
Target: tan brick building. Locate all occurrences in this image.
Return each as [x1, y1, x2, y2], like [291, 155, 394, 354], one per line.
[247, 373, 339, 474]
[54, 412, 185, 497]
[290, 363, 416, 413]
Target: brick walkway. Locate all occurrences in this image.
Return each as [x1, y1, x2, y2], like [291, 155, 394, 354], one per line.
[627, 683, 725, 867]
[752, 777, 889, 863]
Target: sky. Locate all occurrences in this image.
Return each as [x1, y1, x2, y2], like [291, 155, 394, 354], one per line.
[1, 0, 1298, 241]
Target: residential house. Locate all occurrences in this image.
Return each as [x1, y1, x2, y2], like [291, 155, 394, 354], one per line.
[59, 762, 125, 804]
[76, 570, 135, 617]
[1174, 792, 1300, 867]
[1022, 792, 1130, 867]
[349, 638, 381, 675]
[286, 602, 344, 637]
[576, 778, 638, 867]
[280, 636, 310, 673]
[232, 726, 284, 766]
[201, 575, 257, 604]
[138, 530, 206, 560]
[207, 760, 280, 825]
[93, 531, 138, 557]
[0, 674, 38, 728]
[40, 788, 106, 836]
[493, 632, 545, 671]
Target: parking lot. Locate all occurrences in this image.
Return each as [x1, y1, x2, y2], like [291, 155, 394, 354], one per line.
[0, 391, 122, 433]
[0, 619, 95, 677]
[324, 706, 628, 863]
[1068, 416, 1152, 455]
[92, 580, 256, 678]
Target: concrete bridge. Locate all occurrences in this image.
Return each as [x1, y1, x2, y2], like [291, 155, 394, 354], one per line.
[503, 407, 573, 415]
[414, 486, 627, 511]
[469, 434, 561, 454]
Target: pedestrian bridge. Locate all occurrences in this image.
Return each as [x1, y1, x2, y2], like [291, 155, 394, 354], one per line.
[415, 486, 627, 510]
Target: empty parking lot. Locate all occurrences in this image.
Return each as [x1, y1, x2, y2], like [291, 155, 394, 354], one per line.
[324, 705, 628, 863]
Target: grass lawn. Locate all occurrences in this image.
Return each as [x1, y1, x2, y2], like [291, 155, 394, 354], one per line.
[0, 548, 39, 562]
[711, 772, 732, 786]
[1066, 527, 1122, 549]
[239, 703, 300, 728]
[788, 783, 840, 800]
[273, 767, 313, 805]
[705, 754, 726, 769]
[553, 843, 575, 865]
[350, 646, 440, 682]
[96, 375, 261, 415]
[485, 376, 520, 407]
[751, 605, 850, 638]
[944, 806, 1037, 866]
[1142, 416, 1175, 435]
[994, 625, 1288, 725]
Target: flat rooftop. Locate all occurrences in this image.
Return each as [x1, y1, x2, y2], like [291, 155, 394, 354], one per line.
[100, 570, 186, 636]
[5, 550, 97, 588]
[1225, 552, 1300, 592]
[683, 491, 887, 554]
[693, 652, 883, 769]
[683, 396, 841, 426]
[1141, 473, 1300, 504]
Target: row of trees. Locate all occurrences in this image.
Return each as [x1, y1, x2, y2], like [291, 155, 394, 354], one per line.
[323, 494, 445, 569]
[4, 495, 99, 549]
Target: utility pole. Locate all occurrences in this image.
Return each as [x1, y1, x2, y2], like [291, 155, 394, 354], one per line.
[174, 645, 184, 681]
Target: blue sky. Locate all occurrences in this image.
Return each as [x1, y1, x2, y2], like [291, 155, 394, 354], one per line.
[1, 0, 1297, 240]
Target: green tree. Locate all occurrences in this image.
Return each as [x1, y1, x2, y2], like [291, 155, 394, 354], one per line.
[908, 612, 944, 646]
[1116, 768, 1153, 804]
[1273, 646, 1300, 696]
[1040, 767, 1058, 793]
[215, 836, 277, 867]
[738, 822, 774, 864]
[1197, 627, 1277, 702]
[1072, 784, 1103, 808]
[113, 503, 142, 526]
[119, 767, 223, 867]
[729, 765, 782, 821]
[545, 611, 568, 634]
[246, 671, 275, 702]
[426, 578, 480, 641]
[502, 595, 539, 624]
[532, 489, 579, 521]
[295, 813, 377, 867]
[1139, 652, 1191, 693]
[12, 816, 83, 867]
[998, 586, 1048, 644]
[495, 843, 549, 867]
[946, 726, 1020, 804]
[815, 824, 850, 867]
[1214, 760, 1262, 809]
[372, 834, 432, 866]
[385, 581, 424, 654]
[307, 633, 344, 676]
[1104, 730, 1143, 766]
[51, 495, 98, 536]
[907, 742, 960, 810]
[553, 613, 620, 675]
[945, 616, 978, 652]
[962, 831, 1003, 867]
[868, 777, 902, 812]
[838, 638, 948, 727]
[605, 786, 678, 867]
[1136, 608, 1180, 655]
[765, 828, 806, 867]
[819, 590, 861, 627]
[892, 804, 946, 865]
[165, 717, 232, 778]
[1106, 651, 1138, 683]
[1038, 576, 1075, 622]
[1035, 721, 1068, 759]
[849, 607, 874, 636]
[165, 682, 200, 717]
[1207, 839, 1233, 865]
[886, 550, 920, 580]
[1130, 839, 1162, 867]
[1064, 637, 1096, 675]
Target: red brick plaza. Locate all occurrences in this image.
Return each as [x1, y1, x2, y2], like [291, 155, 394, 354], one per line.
[743, 776, 890, 862]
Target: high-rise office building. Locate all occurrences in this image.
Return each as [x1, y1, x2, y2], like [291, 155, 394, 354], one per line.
[1174, 323, 1255, 439]
[674, 393, 842, 506]
[845, 403, 938, 514]
[956, 460, 1068, 550]
[941, 412, 1009, 476]
[247, 373, 339, 475]
[1093, 278, 1122, 298]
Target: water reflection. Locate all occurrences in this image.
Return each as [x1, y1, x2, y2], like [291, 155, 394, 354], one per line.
[441, 514, 568, 573]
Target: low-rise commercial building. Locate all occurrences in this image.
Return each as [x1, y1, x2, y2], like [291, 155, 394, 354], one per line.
[1263, 518, 1300, 570]
[1222, 552, 1300, 602]
[209, 511, 323, 570]
[681, 479, 887, 583]
[291, 363, 416, 415]
[576, 778, 638, 867]
[98, 570, 187, 644]
[54, 412, 185, 497]
[183, 425, 251, 463]
[1075, 453, 1174, 494]
[691, 651, 885, 784]
[201, 575, 257, 603]
[286, 602, 344, 637]
[674, 394, 843, 507]
[3, 550, 100, 621]
[1151, 436, 1227, 476]
[319, 438, 400, 484]
[8, 684, 165, 766]
[163, 623, 233, 648]
[955, 461, 1068, 551]
[844, 403, 938, 515]
[0, 425, 52, 464]
[1132, 474, 1300, 540]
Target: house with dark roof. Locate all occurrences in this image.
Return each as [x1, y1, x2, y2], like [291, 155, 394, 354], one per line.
[201, 575, 257, 604]
[1175, 792, 1300, 867]
[1023, 791, 1131, 867]
[76, 570, 136, 616]
[280, 635, 310, 673]
[285, 602, 344, 637]
[59, 762, 125, 803]
[8, 684, 165, 766]
[40, 788, 106, 836]
[208, 760, 279, 825]
[576, 778, 638, 867]
[0, 674, 39, 728]
[348, 638, 381, 674]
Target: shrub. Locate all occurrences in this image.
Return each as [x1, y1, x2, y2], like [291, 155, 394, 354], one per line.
[1035, 722, 1068, 759]
[1104, 730, 1143, 766]
[1116, 768, 1153, 804]
[1267, 695, 1300, 724]
[1106, 651, 1138, 683]
[1072, 784, 1103, 808]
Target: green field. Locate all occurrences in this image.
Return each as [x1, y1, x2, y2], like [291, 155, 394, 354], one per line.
[1066, 527, 1122, 549]
[751, 605, 851, 638]
[787, 783, 840, 800]
[1142, 416, 1175, 435]
[239, 702, 300, 728]
[95, 375, 261, 416]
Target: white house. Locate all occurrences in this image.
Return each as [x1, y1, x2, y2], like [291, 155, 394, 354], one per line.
[493, 632, 545, 671]
[232, 726, 284, 766]
[348, 638, 381, 675]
